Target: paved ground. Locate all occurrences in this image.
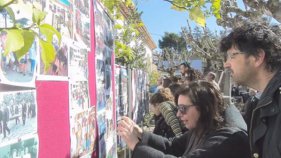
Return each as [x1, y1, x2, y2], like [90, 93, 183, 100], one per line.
[0, 117, 37, 145]
[2, 68, 33, 83]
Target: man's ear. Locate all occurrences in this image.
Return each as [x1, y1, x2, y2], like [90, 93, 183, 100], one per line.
[254, 48, 266, 67]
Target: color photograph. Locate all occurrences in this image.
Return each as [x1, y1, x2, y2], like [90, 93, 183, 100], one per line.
[0, 33, 37, 87]
[69, 81, 89, 112]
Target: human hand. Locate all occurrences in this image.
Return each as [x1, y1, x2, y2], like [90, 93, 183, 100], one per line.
[117, 116, 143, 150]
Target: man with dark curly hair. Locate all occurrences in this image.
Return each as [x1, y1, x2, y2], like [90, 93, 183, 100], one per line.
[220, 22, 281, 158]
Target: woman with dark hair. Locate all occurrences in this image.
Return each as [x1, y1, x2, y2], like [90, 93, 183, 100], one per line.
[118, 81, 250, 158]
[162, 77, 172, 88]
[149, 88, 185, 139]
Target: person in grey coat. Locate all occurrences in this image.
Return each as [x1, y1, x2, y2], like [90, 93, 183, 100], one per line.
[118, 81, 250, 158]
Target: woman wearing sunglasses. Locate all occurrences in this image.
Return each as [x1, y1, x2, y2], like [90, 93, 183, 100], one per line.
[118, 81, 250, 158]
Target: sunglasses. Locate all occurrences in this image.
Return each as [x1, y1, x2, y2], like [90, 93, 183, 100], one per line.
[177, 104, 194, 114]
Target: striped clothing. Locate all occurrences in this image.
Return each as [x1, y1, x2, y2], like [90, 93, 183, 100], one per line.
[158, 101, 183, 137]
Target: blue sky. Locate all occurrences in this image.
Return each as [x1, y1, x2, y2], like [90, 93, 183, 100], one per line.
[135, 0, 225, 71]
[136, 0, 223, 48]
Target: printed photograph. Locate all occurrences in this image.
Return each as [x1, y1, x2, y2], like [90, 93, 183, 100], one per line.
[0, 90, 37, 146]
[0, 135, 38, 158]
[74, 0, 89, 16]
[0, 33, 37, 87]
[74, 9, 90, 48]
[69, 44, 88, 81]
[39, 40, 68, 78]
[70, 110, 92, 158]
[88, 106, 96, 153]
[46, 0, 74, 38]
[70, 81, 89, 112]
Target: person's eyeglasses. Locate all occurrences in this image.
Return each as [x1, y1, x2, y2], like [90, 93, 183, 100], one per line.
[225, 52, 243, 60]
[177, 104, 194, 115]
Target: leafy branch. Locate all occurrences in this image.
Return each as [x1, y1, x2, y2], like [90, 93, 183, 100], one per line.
[1, 1, 61, 72]
[100, 0, 147, 69]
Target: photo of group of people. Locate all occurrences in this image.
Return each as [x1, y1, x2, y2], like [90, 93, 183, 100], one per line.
[0, 135, 38, 158]
[131, 70, 148, 124]
[0, 90, 37, 146]
[70, 81, 89, 112]
[46, 0, 74, 38]
[70, 108, 95, 158]
[94, 1, 117, 158]
[115, 66, 129, 149]
[74, 0, 90, 48]
[0, 32, 37, 87]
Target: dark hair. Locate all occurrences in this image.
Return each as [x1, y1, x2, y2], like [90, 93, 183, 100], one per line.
[168, 83, 181, 97]
[150, 88, 174, 106]
[170, 76, 179, 83]
[162, 78, 172, 88]
[180, 62, 191, 69]
[175, 81, 225, 132]
[220, 22, 281, 72]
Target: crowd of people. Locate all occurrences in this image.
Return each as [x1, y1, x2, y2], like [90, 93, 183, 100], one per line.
[0, 98, 36, 139]
[117, 22, 281, 158]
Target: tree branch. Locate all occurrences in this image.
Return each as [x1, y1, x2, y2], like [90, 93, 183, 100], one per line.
[163, 0, 188, 10]
[0, 0, 16, 11]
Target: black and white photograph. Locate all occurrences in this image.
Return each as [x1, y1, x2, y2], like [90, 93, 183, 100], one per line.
[0, 90, 37, 146]
[69, 44, 88, 81]
[0, 135, 38, 158]
[46, 0, 74, 38]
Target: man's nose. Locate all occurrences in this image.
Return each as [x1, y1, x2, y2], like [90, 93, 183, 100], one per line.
[224, 60, 231, 68]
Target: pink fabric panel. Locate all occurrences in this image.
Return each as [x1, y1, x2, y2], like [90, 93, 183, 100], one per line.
[36, 81, 70, 158]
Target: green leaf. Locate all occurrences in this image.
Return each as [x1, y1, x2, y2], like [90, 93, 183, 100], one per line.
[199, 0, 205, 6]
[3, 29, 24, 56]
[0, 0, 11, 8]
[171, 4, 186, 12]
[14, 30, 35, 59]
[137, 22, 144, 28]
[189, 7, 206, 27]
[39, 39, 56, 72]
[39, 23, 61, 45]
[114, 24, 123, 30]
[211, 0, 221, 19]
[125, 0, 133, 7]
[5, 7, 16, 24]
[32, 7, 47, 25]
